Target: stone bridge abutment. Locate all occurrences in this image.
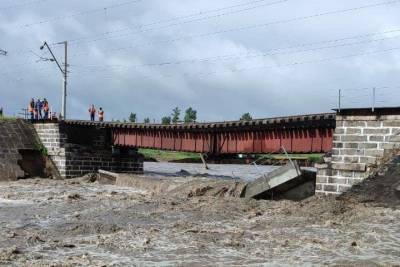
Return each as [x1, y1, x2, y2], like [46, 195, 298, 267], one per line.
[33, 122, 143, 178]
[316, 108, 400, 195]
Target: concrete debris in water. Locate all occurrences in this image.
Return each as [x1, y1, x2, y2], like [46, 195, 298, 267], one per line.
[98, 164, 315, 201]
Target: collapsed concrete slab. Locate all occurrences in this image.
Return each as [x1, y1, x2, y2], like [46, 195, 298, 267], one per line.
[395, 185, 400, 200]
[242, 161, 316, 201]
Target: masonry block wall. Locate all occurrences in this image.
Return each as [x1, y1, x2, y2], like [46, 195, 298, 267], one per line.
[316, 109, 400, 195]
[0, 120, 40, 181]
[34, 122, 143, 178]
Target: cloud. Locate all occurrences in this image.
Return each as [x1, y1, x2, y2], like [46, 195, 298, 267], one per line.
[0, 0, 400, 121]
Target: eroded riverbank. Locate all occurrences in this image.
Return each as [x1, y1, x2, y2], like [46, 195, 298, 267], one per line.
[0, 175, 399, 266]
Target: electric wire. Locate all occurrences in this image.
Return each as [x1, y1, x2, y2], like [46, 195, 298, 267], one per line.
[67, 45, 400, 81]
[68, 33, 400, 71]
[20, 0, 143, 28]
[54, 0, 400, 48]
[52, 0, 290, 45]
[0, 0, 49, 11]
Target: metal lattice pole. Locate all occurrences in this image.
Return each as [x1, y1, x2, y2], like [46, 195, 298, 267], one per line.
[40, 41, 68, 119]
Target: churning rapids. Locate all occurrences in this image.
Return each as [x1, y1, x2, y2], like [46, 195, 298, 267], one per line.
[0, 171, 399, 266]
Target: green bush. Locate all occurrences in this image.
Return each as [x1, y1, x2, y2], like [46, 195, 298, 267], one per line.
[35, 142, 48, 156]
[307, 154, 323, 164]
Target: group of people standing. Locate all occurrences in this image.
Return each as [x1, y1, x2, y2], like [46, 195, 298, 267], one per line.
[27, 100, 104, 121]
[28, 98, 50, 120]
[88, 105, 105, 122]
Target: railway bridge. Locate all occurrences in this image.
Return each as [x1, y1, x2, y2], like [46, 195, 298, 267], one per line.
[30, 112, 335, 178]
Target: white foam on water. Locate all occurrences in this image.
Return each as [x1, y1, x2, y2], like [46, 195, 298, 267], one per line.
[0, 198, 33, 206]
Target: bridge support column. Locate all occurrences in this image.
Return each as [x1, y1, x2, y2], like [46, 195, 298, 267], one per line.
[316, 108, 400, 195]
[33, 122, 143, 178]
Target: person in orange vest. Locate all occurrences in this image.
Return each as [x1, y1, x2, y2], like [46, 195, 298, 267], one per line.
[98, 107, 104, 122]
[28, 98, 35, 120]
[43, 98, 50, 120]
[88, 105, 96, 121]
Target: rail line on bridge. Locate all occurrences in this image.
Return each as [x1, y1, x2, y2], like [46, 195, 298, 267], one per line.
[64, 113, 335, 155]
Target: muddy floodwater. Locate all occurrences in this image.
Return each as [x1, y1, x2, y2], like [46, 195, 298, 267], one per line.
[0, 175, 400, 266]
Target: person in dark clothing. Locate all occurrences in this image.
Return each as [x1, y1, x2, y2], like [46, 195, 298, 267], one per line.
[29, 98, 35, 120]
[35, 99, 43, 119]
[0, 107, 3, 118]
[88, 105, 96, 121]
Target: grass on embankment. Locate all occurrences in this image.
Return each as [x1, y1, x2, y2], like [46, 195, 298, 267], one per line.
[139, 149, 201, 162]
[0, 116, 17, 122]
[255, 153, 324, 164]
[139, 148, 324, 164]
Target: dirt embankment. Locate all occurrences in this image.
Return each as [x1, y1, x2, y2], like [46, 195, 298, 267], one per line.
[340, 155, 400, 208]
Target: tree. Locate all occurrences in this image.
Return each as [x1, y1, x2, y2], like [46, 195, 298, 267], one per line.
[171, 107, 180, 123]
[129, 113, 137, 123]
[161, 116, 171, 125]
[240, 112, 253, 121]
[144, 117, 150, 124]
[184, 107, 197, 123]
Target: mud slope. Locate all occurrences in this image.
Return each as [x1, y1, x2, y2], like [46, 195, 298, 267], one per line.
[340, 156, 400, 208]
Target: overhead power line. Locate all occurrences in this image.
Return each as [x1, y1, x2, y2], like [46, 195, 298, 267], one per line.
[14, 24, 399, 58]
[63, 0, 400, 57]
[184, 46, 400, 78]
[0, 0, 289, 56]
[69, 33, 400, 71]
[54, 0, 400, 48]
[53, 0, 290, 45]
[5, 26, 400, 78]
[70, 45, 400, 81]
[5, 27, 400, 76]
[21, 0, 143, 28]
[0, 0, 49, 11]
[70, 23, 400, 58]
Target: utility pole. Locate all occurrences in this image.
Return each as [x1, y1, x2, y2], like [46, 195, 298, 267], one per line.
[40, 41, 68, 119]
[62, 41, 68, 119]
[338, 89, 342, 113]
[372, 87, 376, 113]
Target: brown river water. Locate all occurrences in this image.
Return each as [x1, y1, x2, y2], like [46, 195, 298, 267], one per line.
[0, 174, 399, 266]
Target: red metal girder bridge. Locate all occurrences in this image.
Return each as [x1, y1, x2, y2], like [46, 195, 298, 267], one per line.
[64, 113, 335, 155]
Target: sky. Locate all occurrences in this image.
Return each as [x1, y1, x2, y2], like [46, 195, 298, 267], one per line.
[1, 0, 400, 122]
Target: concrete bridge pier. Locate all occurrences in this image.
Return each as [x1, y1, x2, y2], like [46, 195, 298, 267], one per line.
[33, 122, 143, 179]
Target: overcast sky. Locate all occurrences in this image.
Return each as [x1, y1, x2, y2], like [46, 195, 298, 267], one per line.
[1, 0, 400, 121]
